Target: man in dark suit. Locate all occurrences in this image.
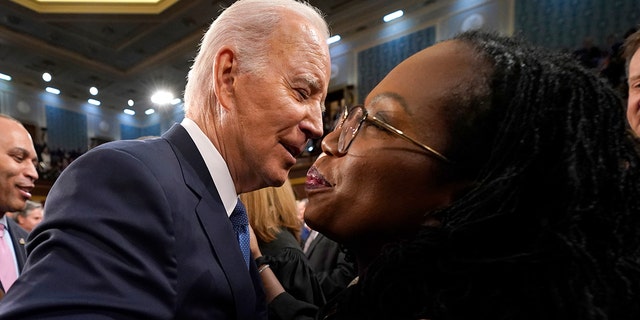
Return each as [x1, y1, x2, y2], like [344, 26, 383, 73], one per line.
[0, 114, 38, 297]
[0, 0, 331, 318]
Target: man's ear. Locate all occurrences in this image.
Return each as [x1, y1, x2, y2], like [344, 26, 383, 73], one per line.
[213, 46, 236, 111]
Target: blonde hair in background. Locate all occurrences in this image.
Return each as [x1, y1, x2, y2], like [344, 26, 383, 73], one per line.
[240, 179, 302, 243]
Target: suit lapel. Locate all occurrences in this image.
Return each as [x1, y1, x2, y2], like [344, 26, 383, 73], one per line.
[7, 218, 28, 272]
[306, 232, 322, 257]
[163, 124, 258, 318]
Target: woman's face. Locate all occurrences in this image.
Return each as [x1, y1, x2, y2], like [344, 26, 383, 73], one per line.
[304, 40, 477, 247]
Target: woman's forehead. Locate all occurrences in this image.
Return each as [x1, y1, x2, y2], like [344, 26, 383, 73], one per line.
[366, 41, 477, 113]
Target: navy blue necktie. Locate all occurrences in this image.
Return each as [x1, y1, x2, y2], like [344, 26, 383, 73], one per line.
[230, 200, 250, 269]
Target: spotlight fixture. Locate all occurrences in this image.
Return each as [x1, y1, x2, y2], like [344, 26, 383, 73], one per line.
[145, 108, 155, 115]
[150, 90, 174, 105]
[0, 72, 12, 81]
[327, 35, 341, 45]
[88, 98, 101, 106]
[124, 108, 135, 115]
[128, 99, 134, 107]
[383, 10, 404, 22]
[45, 87, 60, 95]
[42, 72, 52, 82]
[89, 86, 98, 95]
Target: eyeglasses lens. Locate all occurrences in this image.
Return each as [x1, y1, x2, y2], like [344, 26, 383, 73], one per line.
[338, 106, 364, 153]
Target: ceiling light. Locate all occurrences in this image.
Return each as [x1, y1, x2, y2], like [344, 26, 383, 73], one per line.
[42, 72, 52, 82]
[124, 109, 136, 115]
[128, 99, 134, 107]
[89, 86, 98, 95]
[327, 34, 342, 44]
[327, 35, 341, 45]
[0, 72, 12, 81]
[150, 90, 174, 105]
[45, 87, 60, 95]
[88, 98, 101, 106]
[145, 108, 155, 115]
[383, 10, 404, 22]
[171, 98, 182, 105]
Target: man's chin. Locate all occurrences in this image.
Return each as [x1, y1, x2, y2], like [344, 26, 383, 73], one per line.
[265, 170, 289, 188]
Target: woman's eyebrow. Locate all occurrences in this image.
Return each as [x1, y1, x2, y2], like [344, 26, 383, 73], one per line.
[369, 92, 410, 112]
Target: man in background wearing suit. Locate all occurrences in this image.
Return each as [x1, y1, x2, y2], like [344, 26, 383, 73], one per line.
[0, 114, 38, 298]
[0, 0, 331, 318]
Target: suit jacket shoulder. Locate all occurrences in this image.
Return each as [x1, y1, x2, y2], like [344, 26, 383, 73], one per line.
[0, 124, 266, 319]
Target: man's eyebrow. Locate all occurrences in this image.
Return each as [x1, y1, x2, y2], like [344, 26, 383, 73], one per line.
[8, 147, 28, 155]
[301, 74, 322, 92]
[9, 147, 36, 159]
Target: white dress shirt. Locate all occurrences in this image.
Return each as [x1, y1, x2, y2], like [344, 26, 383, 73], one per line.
[180, 118, 238, 217]
[0, 215, 20, 275]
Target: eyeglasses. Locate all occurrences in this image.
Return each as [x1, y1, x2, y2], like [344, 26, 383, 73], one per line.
[335, 105, 451, 163]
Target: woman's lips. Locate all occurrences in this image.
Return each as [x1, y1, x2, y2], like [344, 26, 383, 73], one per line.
[305, 166, 332, 190]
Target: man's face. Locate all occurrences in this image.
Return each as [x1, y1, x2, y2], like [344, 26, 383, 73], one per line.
[0, 118, 39, 213]
[627, 48, 640, 136]
[18, 207, 43, 232]
[227, 17, 331, 192]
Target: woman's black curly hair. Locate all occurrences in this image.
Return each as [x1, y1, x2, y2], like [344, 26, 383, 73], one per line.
[352, 30, 640, 320]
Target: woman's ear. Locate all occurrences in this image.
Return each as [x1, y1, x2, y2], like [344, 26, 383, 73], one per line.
[213, 46, 236, 111]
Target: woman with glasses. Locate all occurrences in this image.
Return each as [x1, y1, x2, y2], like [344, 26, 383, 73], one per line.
[256, 30, 640, 319]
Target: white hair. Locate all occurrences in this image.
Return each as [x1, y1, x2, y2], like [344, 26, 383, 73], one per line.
[183, 0, 329, 117]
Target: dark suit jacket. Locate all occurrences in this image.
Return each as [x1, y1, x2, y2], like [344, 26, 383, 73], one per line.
[0, 124, 267, 319]
[0, 218, 28, 295]
[305, 233, 356, 300]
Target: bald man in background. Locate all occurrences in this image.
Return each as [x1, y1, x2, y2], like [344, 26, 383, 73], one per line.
[0, 114, 38, 297]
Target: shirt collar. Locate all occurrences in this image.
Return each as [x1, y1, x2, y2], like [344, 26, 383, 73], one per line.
[180, 117, 238, 217]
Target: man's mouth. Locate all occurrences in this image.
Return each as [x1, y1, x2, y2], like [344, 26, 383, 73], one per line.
[282, 143, 302, 158]
[17, 185, 34, 198]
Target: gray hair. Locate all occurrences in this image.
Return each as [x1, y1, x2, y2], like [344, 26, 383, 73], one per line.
[183, 0, 329, 117]
[14, 200, 42, 220]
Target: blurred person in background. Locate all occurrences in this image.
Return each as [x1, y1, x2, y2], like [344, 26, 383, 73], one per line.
[624, 27, 640, 136]
[13, 200, 43, 232]
[0, 114, 37, 297]
[242, 180, 325, 310]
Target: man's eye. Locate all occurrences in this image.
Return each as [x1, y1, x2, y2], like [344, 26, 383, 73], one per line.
[296, 89, 309, 99]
